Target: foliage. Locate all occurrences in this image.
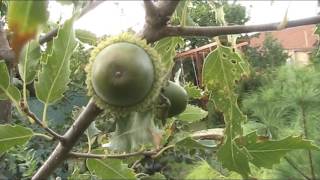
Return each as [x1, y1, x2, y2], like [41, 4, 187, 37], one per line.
[185, 0, 249, 48]
[244, 33, 288, 71]
[242, 65, 320, 179]
[0, 1, 319, 180]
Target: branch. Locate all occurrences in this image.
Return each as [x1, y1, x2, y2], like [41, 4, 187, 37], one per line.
[68, 145, 175, 160]
[162, 15, 320, 38]
[191, 128, 224, 141]
[32, 99, 102, 180]
[143, 0, 157, 20]
[0, 18, 15, 65]
[33, 1, 179, 179]
[39, 1, 104, 44]
[0, 18, 15, 123]
[157, 0, 181, 21]
[69, 149, 154, 159]
[20, 101, 65, 142]
[140, 0, 180, 43]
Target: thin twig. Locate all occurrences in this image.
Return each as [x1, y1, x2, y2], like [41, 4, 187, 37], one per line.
[39, 0, 104, 45]
[151, 145, 175, 159]
[20, 101, 65, 142]
[191, 128, 224, 141]
[68, 145, 175, 160]
[162, 15, 320, 38]
[68, 149, 154, 159]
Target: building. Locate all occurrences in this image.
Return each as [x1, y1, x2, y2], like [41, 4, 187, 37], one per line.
[175, 25, 319, 86]
[249, 24, 319, 66]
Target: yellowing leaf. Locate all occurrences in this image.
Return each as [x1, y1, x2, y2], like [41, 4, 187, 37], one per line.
[8, 1, 48, 56]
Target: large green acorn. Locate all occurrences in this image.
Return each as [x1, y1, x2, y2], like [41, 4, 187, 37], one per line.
[163, 81, 188, 117]
[86, 33, 164, 115]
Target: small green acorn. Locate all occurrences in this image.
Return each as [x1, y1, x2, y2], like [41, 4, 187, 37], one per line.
[86, 33, 165, 116]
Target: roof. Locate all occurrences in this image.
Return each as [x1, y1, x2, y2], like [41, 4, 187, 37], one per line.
[175, 41, 248, 60]
[249, 25, 319, 51]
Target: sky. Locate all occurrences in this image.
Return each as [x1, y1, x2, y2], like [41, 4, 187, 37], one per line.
[48, 1, 320, 37]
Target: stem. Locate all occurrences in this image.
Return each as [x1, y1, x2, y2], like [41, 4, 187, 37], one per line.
[87, 134, 91, 153]
[32, 99, 102, 180]
[42, 104, 48, 125]
[284, 156, 311, 180]
[20, 102, 65, 142]
[300, 105, 316, 180]
[34, 133, 54, 141]
[151, 145, 174, 159]
[68, 145, 175, 160]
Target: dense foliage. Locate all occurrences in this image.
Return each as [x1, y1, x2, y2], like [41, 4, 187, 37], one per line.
[0, 1, 319, 180]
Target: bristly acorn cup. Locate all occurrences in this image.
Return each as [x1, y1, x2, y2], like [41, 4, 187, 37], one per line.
[86, 33, 165, 116]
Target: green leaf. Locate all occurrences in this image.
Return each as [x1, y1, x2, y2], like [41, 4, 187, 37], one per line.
[141, 173, 166, 180]
[177, 104, 208, 123]
[85, 122, 101, 149]
[18, 40, 41, 84]
[0, 61, 21, 104]
[35, 18, 78, 105]
[184, 82, 203, 99]
[202, 46, 250, 177]
[186, 161, 226, 179]
[217, 137, 250, 177]
[0, 124, 33, 153]
[173, 0, 196, 26]
[75, 29, 98, 45]
[7, 1, 48, 54]
[86, 158, 135, 179]
[242, 132, 320, 169]
[68, 167, 96, 180]
[175, 136, 216, 150]
[85, 122, 101, 140]
[0, 60, 10, 91]
[154, 37, 184, 71]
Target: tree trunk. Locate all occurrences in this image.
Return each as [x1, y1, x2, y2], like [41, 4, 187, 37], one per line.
[0, 100, 11, 123]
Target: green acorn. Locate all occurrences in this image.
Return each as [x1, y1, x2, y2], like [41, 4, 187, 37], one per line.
[86, 33, 165, 116]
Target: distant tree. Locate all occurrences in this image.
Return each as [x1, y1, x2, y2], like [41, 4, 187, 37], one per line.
[186, 0, 249, 48]
[244, 33, 288, 71]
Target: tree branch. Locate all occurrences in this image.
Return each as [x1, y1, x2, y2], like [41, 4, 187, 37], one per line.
[68, 145, 175, 160]
[20, 101, 65, 142]
[191, 128, 224, 141]
[0, 18, 15, 124]
[32, 99, 102, 180]
[140, 0, 180, 43]
[162, 15, 320, 38]
[143, 0, 157, 20]
[0, 22, 15, 64]
[69, 149, 155, 159]
[157, 0, 181, 21]
[39, 0, 104, 45]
